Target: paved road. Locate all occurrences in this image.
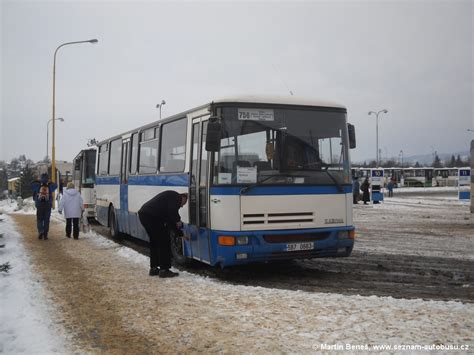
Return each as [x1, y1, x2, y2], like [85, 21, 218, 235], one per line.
[91, 191, 474, 303]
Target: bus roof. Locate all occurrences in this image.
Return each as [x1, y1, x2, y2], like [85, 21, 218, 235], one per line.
[97, 95, 346, 145]
[211, 95, 346, 110]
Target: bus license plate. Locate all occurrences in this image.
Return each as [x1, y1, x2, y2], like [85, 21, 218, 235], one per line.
[285, 242, 314, 252]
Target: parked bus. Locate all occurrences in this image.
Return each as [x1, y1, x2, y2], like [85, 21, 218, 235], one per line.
[95, 96, 356, 267]
[434, 168, 459, 186]
[402, 167, 434, 187]
[72, 148, 97, 218]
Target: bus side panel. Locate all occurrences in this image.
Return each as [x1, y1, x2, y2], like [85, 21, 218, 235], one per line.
[95, 177, 120, 226]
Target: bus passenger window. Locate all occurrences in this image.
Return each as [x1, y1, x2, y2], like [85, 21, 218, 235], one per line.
[160, 118, 187, 172]
[108, 139, 122, 176]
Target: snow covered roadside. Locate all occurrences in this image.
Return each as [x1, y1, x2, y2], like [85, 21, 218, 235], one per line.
[1, 196, 473, 353]
[0, 202, 67, 354]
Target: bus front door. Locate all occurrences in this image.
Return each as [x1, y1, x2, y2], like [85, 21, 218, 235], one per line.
[189, 120, 211, 263]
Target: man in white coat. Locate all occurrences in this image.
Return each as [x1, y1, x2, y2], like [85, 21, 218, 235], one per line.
[59, 182, 84, 239]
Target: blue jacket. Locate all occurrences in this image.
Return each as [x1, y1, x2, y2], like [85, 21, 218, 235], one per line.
[31, 177, 58, 208]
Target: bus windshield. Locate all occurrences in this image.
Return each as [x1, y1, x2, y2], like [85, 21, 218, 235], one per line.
[83, 150, 96, 185]
[212, 106, 351, 186]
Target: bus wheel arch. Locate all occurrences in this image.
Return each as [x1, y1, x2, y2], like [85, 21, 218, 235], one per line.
[169, 228, 192, 266]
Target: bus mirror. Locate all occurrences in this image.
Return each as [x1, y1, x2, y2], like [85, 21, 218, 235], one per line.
[348, 123, 356, 149]
[206, 117, 221, 152]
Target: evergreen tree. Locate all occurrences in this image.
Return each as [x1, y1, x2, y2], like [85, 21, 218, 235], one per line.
[448, 155, 456, 168]
[15, 165, 36, 199]
[455, 155, 463, 166]
[432, 154, 442, 168]
[0, 166, 8, 199]
[415, 161, 421, 167]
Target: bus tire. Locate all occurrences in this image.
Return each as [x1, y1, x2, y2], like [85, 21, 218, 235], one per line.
[169, 228, 192, 266]
[108, 206, 122, 240]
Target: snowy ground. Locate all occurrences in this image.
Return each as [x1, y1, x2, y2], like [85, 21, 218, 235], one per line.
[0, 192, 473, 353]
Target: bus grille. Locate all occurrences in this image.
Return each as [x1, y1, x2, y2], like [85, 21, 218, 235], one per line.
[263, 232, 330, 243]
[242, 212, 314, 225]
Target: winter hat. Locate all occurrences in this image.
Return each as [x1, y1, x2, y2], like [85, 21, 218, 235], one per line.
[40, 173, 49, 183]
[67, 182, 75, 189]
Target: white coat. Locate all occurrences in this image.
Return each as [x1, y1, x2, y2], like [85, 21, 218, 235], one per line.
[59, 188, 84, 219]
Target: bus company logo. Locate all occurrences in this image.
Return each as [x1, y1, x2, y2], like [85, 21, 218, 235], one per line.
[324, 218, 343, 224]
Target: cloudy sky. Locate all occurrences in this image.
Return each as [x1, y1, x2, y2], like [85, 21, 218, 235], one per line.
[1, 0, 472, 164]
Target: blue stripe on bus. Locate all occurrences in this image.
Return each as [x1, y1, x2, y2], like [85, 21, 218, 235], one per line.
[128, 174, 189, 186]
[210, 185, 351, 195]
[96, 176, 120, 185]
[95, 174, 189, 186]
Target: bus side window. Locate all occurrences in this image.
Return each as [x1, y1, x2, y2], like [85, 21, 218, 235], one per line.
[98, 144, 109, 176]
[159, 118, 187, 172]
[130, 133, 139, 174]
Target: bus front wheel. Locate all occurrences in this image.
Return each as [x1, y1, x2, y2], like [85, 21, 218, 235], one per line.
[169, 228, 191, 267]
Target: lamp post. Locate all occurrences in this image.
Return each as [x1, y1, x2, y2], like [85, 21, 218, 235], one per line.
[399, 150, 404, 167]
[368, 109, 388, 167]
[46, 117, 64, 161]
[156, 100, 166, 119]
[51, 39, 98, 207]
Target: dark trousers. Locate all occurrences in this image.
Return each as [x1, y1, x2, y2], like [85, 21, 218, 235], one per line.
[36, 204, 52, 235]
[138, 212, 171, 270]
[66, 218, 80, 238]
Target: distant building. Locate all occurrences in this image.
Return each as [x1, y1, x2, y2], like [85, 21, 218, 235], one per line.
[7, 177, 20, 195]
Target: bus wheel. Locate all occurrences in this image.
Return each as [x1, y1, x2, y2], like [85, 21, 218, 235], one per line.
[169, 228, 191, 266]
[108, 206, 122, 240]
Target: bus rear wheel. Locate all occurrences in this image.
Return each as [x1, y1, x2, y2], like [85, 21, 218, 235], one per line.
[169, 228, 191, 266]
[108, 206, 122, 241]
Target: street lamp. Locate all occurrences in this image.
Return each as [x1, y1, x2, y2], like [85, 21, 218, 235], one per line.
[51, 38, 98, 207]
[46, 117, 64, 161]
[368, 109, 388, 167]
[156, 100, 166, 119]
[399, 149, 404, 167]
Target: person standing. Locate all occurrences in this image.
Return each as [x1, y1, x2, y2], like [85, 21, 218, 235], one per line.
[58, 182, 84, 239]
[386, 178, 394, 198]
[352, 177, 360, 204]
[138, 191, 188, 277]
[361, 177, 370, 205]
[31, 173, 58, 240]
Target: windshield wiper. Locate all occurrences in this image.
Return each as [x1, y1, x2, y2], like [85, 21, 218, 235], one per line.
[322, 166, 344, 193]
[240, 175, 278, 194]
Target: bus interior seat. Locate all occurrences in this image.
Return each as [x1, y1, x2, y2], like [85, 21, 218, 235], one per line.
[253, 161, 272, 171]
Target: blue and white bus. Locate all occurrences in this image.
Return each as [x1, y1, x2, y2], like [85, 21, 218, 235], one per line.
[72, 148, 97, 218]
[95, 96, 356, 267]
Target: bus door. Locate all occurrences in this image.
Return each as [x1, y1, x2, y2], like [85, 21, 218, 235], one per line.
[189, 119, 211, 262]
[120, 139, 130, 233]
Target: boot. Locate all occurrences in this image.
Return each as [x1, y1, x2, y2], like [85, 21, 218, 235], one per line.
[43, 233, 48, 240]
[158, 269, 179, 278]
[149, 267, 160, 276]
[38, 233, 43, 240]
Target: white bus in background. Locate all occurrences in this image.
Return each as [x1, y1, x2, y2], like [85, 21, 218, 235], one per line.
[434, 168, 460, 187]
[94, 96, 357, 268]
[72, 148, 97, 219]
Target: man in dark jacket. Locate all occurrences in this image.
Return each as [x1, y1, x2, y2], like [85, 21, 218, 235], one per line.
[138, 190, 188, 277]
[31, 173, 58, 240]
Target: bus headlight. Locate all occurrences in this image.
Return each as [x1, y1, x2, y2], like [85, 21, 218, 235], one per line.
[338, 231, 355, 240]
[236, 236, 249, 245]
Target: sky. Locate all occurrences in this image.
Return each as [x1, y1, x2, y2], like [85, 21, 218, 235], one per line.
[1, 0, 473, 164]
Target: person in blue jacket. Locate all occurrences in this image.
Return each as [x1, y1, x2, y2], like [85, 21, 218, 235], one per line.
[31, 173, 58, 240]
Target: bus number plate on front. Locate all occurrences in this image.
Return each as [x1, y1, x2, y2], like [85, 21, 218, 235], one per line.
[285, 242, 314, 252]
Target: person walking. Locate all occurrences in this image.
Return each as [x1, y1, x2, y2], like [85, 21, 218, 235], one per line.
[386, 178, 394, 198]
[31, 173, 58, 240]
[352, 176, 360, 204]
[138, 190, 188, 278]
[58, 182, 84, 239]
[361, 177, 370, 205]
